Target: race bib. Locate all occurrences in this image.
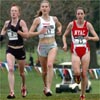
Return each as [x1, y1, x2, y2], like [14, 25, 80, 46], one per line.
[74, 36, 87, 45]
[44, 25, 55, 36]
[7, 29, 18, 40]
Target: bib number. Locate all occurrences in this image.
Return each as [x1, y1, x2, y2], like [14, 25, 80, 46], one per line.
[74, 36, 86, 45]
[7, 29, 18, 40]
[44, 25, 54, 35]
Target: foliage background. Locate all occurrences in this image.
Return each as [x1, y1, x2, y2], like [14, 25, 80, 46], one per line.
[0, 0, 100, 67]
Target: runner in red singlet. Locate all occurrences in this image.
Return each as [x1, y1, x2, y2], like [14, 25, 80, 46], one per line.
[71, 20, 90, 59]
[62, 7, 99, 100]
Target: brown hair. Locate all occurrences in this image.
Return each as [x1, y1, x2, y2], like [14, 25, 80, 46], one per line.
[76, 7, 86, 14]
[35, 10, 42, 18]
[35, 0, 50, 17]
[11, 3, 21, 14]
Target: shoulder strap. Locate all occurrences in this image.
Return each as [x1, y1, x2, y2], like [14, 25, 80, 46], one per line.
[16, 19, 21, 28]
[73, 20, 77, 28]
[16, 19, 23, 32]
[83, 21, 87, 27]
[17, 19, 21, 26]
[51, 16, 54, 21]
[7, 20, 11, 28]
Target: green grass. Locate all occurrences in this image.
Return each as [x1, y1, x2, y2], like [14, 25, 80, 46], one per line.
[0, 47, 100, 100]
[0, 69, 100, 100]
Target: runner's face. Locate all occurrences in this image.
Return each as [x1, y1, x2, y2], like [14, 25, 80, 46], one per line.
[10, 6, 20, 19]
[76, 9, 85, 21]
[40, 3, 50, 15]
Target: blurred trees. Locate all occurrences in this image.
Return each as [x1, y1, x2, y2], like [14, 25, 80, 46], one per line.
[0, 0, 100, 67]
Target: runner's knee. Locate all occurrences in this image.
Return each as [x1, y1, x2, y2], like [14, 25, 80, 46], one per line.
[9, 67, 14, 72]
[42, 71, 47, 76]
[47, 62, 53, 68]
[20, 72, 25, 77]
[81, 72, 87, 78]
[74, 71, 81, 76]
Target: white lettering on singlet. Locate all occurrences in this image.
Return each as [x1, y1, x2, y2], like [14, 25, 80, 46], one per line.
[74, 30, 85, 36]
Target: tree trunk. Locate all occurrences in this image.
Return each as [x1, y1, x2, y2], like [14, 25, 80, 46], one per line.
[89, 41, 99, 68]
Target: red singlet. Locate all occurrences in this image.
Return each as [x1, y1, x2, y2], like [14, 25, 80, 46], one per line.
[71, 20, 90, 58]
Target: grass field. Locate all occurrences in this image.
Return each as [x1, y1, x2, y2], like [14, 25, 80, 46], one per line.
[0, 68, 100, 100]
[0, 47, 100, 100]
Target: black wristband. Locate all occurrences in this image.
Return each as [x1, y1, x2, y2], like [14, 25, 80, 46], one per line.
[0, 35, 4, 41]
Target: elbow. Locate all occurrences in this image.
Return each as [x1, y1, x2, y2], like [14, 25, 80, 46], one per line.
[97, 37, 100, 41]
[62, 34, 66, 39]
[22, 33, 29, 39]
[96, 36, 100, 41]
[26, 34, 30, 38]
[23, 32, 30, 38]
